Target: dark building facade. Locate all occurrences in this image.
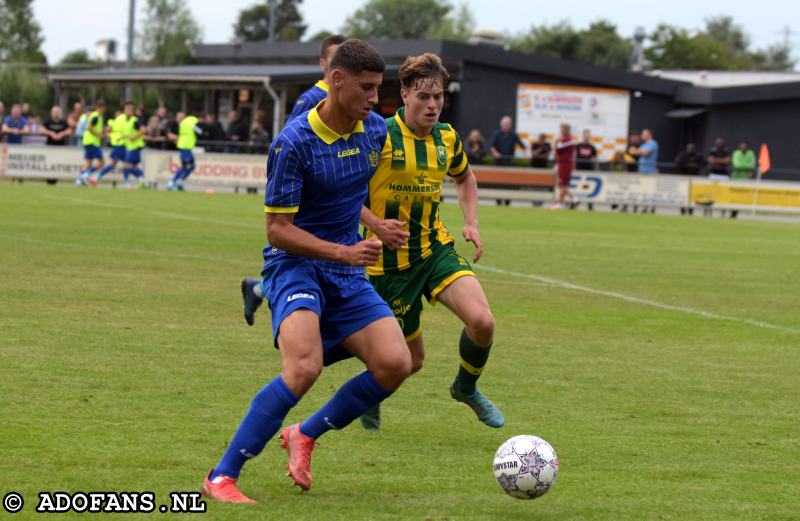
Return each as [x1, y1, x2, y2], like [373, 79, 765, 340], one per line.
[52, 39, 800, 179]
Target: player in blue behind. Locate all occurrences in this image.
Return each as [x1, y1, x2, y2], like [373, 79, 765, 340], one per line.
[285, 34, 346, 121]
[202, 39, 411, 504]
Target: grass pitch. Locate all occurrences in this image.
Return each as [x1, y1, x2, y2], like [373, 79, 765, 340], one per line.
[1, 183, 798, 520]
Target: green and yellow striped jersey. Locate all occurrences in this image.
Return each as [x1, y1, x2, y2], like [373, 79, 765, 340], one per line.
[365, 108, 469, 275]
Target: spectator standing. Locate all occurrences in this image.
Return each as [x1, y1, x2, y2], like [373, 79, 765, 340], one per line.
[674, 143, 706, 175]
[21, 102, 32, 119]
[226, 110, 249, 152]
[67, 102, 83, 145]
[249, 120, 271, 154]
[2, 104, 30, 144]
[25, 116, 46, 144]
[200, 113, 225, 152]
[144, 115, 167, 149]
[637, 129, 659, 213]
[731, 141, 756, 179]
[638, 129, 659, 174]
[575, 129, 598, 171]
[465, 129, 486, 164]
[490, 116, 524, 166]
[707, 138, 731, 179]
[0, 101, 5, 140]
[41, 106, 72, 145]
[529, 133, 551, 168]
[625, 132, 641, 172]
[551, 123, 576, 210]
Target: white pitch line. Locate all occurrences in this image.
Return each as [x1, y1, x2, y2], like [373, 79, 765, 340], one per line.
[476, 264, 800, 336]
[26, 192, 800, 335]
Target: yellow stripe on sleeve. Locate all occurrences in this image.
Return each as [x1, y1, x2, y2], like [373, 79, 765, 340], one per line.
[264, 206, 300, 214]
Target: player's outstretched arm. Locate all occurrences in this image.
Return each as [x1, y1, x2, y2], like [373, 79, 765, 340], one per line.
[267, 212, 382, 267]
[360, 206, 409, 251]
[453, 166, 483, 263]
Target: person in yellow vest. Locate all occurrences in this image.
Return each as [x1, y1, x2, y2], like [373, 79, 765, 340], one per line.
[92, 104, 129, 185]
[76, 100, 106, 186]
[122, 103, 147, 188]
[166, 111, 202, 191]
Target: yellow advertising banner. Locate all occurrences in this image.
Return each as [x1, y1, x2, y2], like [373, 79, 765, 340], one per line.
[690, 180, 800, 210]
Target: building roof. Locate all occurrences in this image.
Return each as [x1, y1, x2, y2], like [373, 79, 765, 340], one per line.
[49, 64, 325, 87]
[648, 70, 800, 87]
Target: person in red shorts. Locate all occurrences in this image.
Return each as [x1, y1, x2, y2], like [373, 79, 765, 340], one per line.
[551, 123, 576, 210]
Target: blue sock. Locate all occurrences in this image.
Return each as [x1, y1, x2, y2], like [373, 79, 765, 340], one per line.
[96, 164, 113, 180]
[123, 169, 131, 183]
[212, 376, 299, 480]
[131, 167, 143, 179]
[171, 168, 184, 183]
[300, 371, 391, 439]
[180, 165, 195, 181]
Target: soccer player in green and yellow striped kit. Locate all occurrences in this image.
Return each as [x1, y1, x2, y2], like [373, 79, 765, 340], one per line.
[359, 53, 504, 429]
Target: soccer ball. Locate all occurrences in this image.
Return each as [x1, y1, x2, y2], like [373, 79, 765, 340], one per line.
[493, 435, 559, 499]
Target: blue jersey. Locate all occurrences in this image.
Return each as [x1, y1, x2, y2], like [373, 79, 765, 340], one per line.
[287, 80, 329, 121]
[264, 104, 387, 275]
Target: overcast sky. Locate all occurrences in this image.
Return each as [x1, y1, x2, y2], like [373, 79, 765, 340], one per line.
[33, 0, 798, 64]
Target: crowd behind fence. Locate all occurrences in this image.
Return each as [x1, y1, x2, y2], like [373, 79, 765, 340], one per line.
[3, 101, 799, 181]
[0, 101, 272, 156]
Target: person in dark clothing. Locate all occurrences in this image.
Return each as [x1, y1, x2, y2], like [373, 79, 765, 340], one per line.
[465, 129, 486, 164]
[707, 137, 731, 178]
[226, 110, 249, 152]
[200, 113, 225, 152]
[675, 143, 707, 175]
[41, 106, 72, 145]
[490, 116, 524, 166]
[529, 133, 551, 168]
[575, 129, 598, 171]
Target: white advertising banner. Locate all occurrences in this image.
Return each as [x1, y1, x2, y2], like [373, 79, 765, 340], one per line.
[516, 84, 630, 160]
[0, 144, 85, 180]
[569, 171, 691, 206]
[0, 145, 267, 189]
[142, 150, 266, 188]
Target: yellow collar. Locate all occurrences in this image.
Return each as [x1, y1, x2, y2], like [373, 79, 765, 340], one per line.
[315, 80, 329, 93]
[307, 101, 365, 145]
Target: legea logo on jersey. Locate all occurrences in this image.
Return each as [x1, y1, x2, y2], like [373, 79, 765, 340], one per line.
[337, 147, 360, 158]
[287, 293, 315, 302]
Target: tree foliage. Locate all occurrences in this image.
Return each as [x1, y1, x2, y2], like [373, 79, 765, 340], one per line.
[511, 20, 631, 69]
[233, 0, 307, 42]
[139, 0, 202, 66]
[0, 0, 47, 63]
[509, 16, 795, 71]
[429, 2, 475, 42]
[342, 0, 452, 39]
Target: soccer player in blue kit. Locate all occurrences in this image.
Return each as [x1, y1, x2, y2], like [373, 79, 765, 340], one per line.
[201, 39, 411, 504]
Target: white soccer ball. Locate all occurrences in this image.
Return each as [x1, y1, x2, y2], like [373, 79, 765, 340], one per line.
[493, 435, 559, 499]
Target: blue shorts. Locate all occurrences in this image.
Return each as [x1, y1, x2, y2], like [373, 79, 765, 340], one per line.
[179, 149, 194, 166]
[262, 256, 393, 366]
[110, 145, 126, 162]
[83, 145, 103, 161]
[124, 148, 142, 165]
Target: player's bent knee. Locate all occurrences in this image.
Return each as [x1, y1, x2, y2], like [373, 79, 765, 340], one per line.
[468, 310, 495, 344]
[283, 358, 322, 392]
